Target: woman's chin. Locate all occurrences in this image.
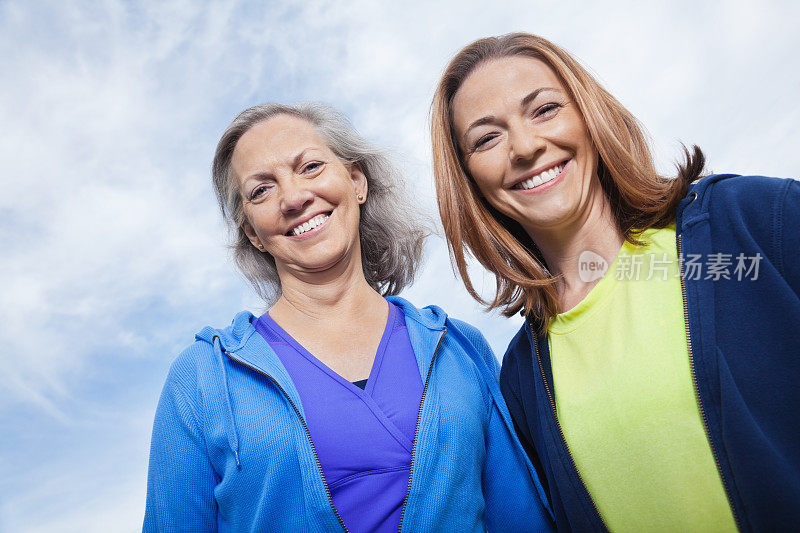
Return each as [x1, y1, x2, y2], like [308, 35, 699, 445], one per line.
[279, 247, 357, 278]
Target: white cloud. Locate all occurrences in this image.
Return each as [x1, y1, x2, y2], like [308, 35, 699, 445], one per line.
[1, 0, 798, 530]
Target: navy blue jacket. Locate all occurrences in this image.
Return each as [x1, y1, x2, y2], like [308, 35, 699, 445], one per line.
[500, 174, 800, 532]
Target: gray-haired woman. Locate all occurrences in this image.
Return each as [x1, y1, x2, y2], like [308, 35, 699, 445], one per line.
[143, 103, 553, 532]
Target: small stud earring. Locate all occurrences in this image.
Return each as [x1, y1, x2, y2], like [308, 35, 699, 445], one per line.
[357, 193, 364, 203]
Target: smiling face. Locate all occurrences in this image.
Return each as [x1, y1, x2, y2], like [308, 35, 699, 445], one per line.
[231, 113, 366, 279]
[451, 55, 605, 238]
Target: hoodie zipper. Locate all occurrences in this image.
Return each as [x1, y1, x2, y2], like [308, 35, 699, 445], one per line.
[529, 318, 609, 531]
[396, 328, 447, 533]
[223, 351, 348, 532]
[677, 233, 741, 531]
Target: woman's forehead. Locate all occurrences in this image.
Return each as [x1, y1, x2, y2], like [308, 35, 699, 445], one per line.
[452, 56, 563, 131]
[232, 115, 329, 177]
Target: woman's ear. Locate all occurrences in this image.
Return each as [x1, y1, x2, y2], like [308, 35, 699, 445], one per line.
[349, 162, 368, 202]
[241, 219, 265, 252]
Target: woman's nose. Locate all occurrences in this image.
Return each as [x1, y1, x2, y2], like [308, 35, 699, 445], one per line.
[508, 123, 545, 165]
[279, 181, 315, 214]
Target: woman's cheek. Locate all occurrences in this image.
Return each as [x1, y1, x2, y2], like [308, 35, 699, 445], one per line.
[472, 156, 504, 192]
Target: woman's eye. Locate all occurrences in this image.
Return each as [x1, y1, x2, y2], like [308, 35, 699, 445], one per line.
[250, 184, 271, 200]
[302, 161, 323, 173]
[473, 134, 497, 152]
[534, 103, 562, 118]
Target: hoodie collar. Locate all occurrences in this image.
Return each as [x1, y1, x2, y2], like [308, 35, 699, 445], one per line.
[194, 297, 449, 410]
[385, 295, 447, 331]
[198, 311, 304, 412]
[195, 310, 256, 352]
[385, 296, 448, 379]
[192, 297, 448, 472]
[678, 173, 739, 230]
[195, 297, 447, 346]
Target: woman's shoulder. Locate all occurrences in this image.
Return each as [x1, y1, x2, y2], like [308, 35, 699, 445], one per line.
[386, 295, 499, 371]
[164, 310, 257, 389]
[687, 174, 799, 281]
[445, 316, 489, 346]
[693, 174, 797, 236]
[694, 173, 796, 209]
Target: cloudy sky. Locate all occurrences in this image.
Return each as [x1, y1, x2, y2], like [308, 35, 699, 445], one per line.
[1, 0, 798, 530]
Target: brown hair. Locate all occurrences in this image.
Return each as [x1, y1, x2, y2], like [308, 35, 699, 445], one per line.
[431, 32, 704, 325]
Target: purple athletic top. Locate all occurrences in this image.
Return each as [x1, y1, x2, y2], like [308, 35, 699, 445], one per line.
[253, 302, 423, 532]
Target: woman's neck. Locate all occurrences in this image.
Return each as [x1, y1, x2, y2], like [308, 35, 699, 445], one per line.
[271, 252, 385, 327]
[527, 193, 624, 311]
[268, 245, 389, 382]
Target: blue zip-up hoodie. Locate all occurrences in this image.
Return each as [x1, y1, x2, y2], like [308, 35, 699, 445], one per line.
[500, 174, 800, 532]
[144, 296, 554, 532]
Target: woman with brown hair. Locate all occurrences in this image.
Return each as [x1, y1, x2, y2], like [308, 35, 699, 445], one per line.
[431, 33, 800, 532]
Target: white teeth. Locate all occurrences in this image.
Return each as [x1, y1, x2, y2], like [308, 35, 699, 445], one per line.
[291, 214, 329, 236]
[515, 164, 564, 190]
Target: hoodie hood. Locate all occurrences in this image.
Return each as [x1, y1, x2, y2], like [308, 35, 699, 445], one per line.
[194, 311, 260, 469]
[386, 295, 447, 331]
[195, 310, 256, 352]
[677, 173, 740, 229]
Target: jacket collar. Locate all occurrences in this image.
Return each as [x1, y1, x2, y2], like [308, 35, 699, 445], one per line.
[195, 310, 256, 352]
[678, 173, 739, 229]
[386, 295, 448, 378]
[194, 296, 448, 404]
[386, 295, 447, 331]
[196, 310, 303, 420]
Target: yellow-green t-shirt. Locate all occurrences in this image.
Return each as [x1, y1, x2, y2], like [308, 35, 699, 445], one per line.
[548, 225, 737, 532]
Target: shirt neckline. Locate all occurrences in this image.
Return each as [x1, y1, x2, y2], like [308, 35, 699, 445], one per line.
[259, 300, 396, 396]
[549, 226, 673, 335]
[549, 240, 633, 335]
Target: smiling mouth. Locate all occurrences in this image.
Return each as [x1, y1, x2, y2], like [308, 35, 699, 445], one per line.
[286, 212, 332, 237]
[512, 159, 570, 190]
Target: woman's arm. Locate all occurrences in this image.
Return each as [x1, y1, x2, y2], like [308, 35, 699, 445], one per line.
[449, 319, 554, 532]
[143, 371, 218, 532]
[482, 394, 555, 532]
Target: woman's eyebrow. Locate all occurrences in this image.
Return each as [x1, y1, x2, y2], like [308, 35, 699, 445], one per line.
[291, 146, 329, 168]
[243, 147, 321, 183]
[463, 115, 498, 143]
[462, 87, 562, 143]
[520, 87, 559, 109]
[291, 148, 313, 167]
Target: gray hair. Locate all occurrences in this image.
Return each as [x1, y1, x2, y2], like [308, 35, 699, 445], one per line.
[211, 102, 428, 302]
